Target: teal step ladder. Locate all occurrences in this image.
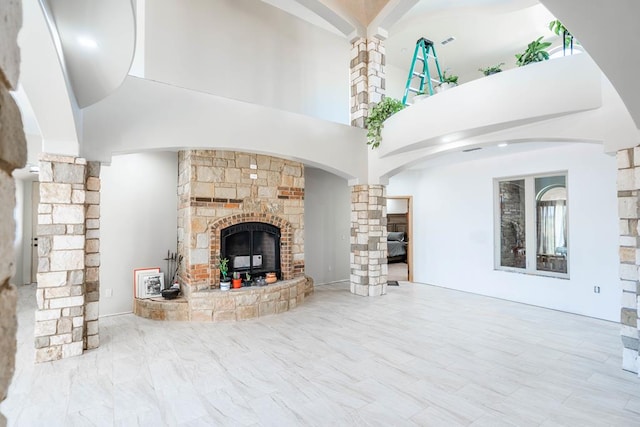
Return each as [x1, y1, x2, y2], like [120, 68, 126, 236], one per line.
[402, 38, 444, 105]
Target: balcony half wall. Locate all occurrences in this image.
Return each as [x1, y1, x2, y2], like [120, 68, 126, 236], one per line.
[380, 54, 601, 159]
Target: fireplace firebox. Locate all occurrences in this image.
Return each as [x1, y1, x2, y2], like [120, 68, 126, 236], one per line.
[220, 222, 281, 279]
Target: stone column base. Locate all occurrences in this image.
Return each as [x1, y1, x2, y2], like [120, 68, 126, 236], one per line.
[350, 185, 388, 297]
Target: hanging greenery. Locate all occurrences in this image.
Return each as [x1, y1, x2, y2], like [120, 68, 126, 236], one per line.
[366, 97, 406, 149]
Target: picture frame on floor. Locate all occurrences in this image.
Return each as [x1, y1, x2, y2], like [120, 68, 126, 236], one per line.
[139, 272, 164, 299]
[133, 267, 160, 298]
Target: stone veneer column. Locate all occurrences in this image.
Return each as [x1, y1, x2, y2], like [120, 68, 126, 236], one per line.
[349, 36, 388, 297]
[350, 37, 385, 127]
[350, 37, 368, 128]
[350, 185, 388, 296]
[84, 162, 101, 349]
[617, 147, 640, 374]
[36, 155, 100, 362]
[0, 1, 26, 424]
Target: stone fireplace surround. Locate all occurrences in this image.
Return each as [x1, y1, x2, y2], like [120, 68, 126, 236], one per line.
[134, 150, 312, 322]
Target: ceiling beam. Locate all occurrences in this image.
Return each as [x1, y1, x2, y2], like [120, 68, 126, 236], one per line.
[368, 0, 419, 39]
[292, 0, 361, 37]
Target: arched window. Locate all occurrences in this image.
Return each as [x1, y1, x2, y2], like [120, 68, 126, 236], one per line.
[536, 183, 568, 273]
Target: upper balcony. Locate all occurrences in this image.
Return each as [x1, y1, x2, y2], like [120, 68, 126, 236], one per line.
[379, 54, 602, 159]
[367, 53, 640, 183]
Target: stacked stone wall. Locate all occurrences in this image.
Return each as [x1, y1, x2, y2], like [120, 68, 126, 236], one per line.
[36, 156, 101, 362]
[350, 37, 386, 128]
[177, 150, 304, 295]
[350, 185, 388, 297]
[84, 162, 100, 349]
[0, 1, 26, 423]
[617, 147, 640, 374]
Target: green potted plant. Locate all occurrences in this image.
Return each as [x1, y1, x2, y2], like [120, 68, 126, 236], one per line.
[217, 257, 230, 290]
[243, 273, 253, 287]
[435, 71, 458, 93]
[478, 62, 505, 76]
[412, 90, 430, 103]
[232, 271, 242, 289]
[366, 97, 405, 149]
[549, 19, 576, 56]
[549, 19, 574, 52]
[515, 37, 552, 66]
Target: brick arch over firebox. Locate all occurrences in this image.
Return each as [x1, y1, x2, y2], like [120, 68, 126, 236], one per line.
[210, 213, 294, 286]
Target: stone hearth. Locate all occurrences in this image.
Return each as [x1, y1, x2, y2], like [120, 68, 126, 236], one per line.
[134, 276, 313, 322]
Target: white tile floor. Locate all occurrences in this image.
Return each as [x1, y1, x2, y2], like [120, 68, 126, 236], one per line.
[3, 282, 640, 426]
[387, 262, 408, 282]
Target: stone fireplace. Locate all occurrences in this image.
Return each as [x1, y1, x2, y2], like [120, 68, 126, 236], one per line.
[177, 150, 305, 294]
[132, 150, 312, 322]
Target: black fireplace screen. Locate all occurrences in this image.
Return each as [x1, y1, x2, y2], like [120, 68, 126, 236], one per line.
[220, 222, 281, 279]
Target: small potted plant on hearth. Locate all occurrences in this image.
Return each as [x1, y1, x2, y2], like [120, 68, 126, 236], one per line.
[232, 271, 242, 289]
[218, 257, 230, 291]
[243, 273, 253, 287]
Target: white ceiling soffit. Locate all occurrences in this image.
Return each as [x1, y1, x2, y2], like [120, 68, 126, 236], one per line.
[42, 0, 136, 108]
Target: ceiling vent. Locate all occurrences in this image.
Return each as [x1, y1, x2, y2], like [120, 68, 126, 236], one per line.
[462, 147, 482, 153]
[441, 36, 456, 45]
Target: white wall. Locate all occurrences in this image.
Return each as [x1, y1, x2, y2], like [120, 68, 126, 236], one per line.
[386, 63, 408, 101]
[304, 167, 350, 284]
[388, 143, 619, 321]
[145, 0, 350, 124]
[100, 152, 178, 315]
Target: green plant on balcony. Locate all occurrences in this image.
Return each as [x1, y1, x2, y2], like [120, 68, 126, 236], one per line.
[440, 71, 459, 85]
[549, 19, 573, 48]
[515, 37, 552, 67]
[366, 97, 405, 149]
[478, 63, 505, 76]
[549, 19, 576, 55]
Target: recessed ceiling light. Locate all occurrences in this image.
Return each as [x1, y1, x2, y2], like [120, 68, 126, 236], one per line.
[498, 142, 508, 148]
[441, 36, 456, 45]
[77, 36, 98, 49]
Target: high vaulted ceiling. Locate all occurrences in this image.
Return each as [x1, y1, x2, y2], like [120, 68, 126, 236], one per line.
[325, 0, 391, 27]
[277, 0, 563, 87]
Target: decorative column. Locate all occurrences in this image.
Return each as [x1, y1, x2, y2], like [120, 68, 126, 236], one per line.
[0, 0, 27, 421]
[350, 37, 368, 128]
[35, 155, 101, 362]
[349, 35, 388, 297]
[84, 162, 101, 349]
[617, 147, 640, 374]
[350, 36, 386, 128]
[350, 185, 388, 296]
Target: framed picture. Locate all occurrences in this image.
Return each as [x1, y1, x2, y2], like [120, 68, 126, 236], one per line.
[133, 267, 160, 298]
[139, 272, 164, 299]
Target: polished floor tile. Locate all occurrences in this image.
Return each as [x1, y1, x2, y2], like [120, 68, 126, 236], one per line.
[2, 282, 640, 426]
